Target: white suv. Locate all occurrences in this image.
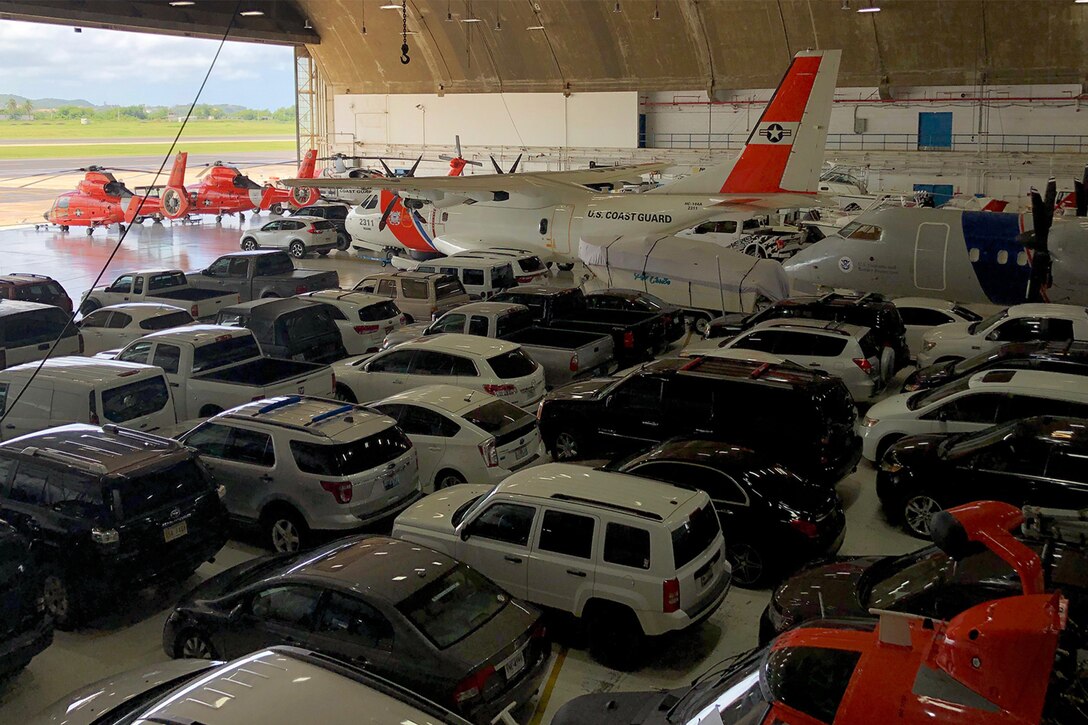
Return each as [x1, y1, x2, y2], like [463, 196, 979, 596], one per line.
[240, 217, 339, 258]
[179, 395, 421, 552]
[333, 334, 547, 409]
[297, 289, 407, 355]
[392, 463, 730, 664]
[917, 303, 1088, 368]
[370, 384, 546, 492]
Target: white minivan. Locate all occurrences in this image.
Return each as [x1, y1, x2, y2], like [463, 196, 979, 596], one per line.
[0, 357, 176, 440]
[401, 255, 519, 300]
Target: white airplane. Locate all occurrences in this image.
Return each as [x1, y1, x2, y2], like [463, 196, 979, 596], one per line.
[285, 49, 842, 270]
[784, 168, 1088, 306]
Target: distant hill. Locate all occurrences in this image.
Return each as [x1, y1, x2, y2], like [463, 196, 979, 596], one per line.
[0, 94, 95, 109]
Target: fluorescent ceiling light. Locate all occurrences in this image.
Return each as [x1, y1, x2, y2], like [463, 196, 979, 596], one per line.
[169, 1, 195, 6]
[526, 25, 545, 30]
[461, 17, 482, 23]
[379, 4, 401, 9]
[857, 5, 881, 11]
[239, 10, 264, 16]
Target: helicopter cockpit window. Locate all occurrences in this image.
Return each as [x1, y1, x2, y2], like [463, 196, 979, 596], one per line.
[838, 222, 883, 241]
[233, 174, 262, 190]
[103, 181, 134, 197]
[57, 197, 70, 209]
[366, 196, 379, 210]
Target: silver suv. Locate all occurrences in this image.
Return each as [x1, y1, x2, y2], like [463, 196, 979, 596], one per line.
[179, 396, 420, 552]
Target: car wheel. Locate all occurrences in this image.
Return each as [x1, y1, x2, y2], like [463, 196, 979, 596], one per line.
[199, 405, 224, 418]
[902, 494, 943, 538]
[317, 250, 330, 257]
[435, 469, 465, 491]
[263, 506, 309, 553]
[587, 603, 644, 669]
[553, 431, 581, 461]
[334, 384, 357, 403]
[177, 629, 218, 660]
[336, 231, 351, 251]
[875, 434, 904, 464]
[288, 240, 306, 258]
[42, 568, 79, 630]
[241, 238, 258, 251]
[557, 262, 575, 272]
[691, 314, 710, 337]
[402, 314, 414, 324]
[727, 542, 770, 588]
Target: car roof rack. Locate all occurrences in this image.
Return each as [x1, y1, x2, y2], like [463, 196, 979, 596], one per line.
[1021, 506, 1088, 545]
[307, 404, 359, 426]
[548, 493, 664, 521]
[257, 396, 304, 414]
[20, 446, 109, 474]
[100, 424, 182, 449]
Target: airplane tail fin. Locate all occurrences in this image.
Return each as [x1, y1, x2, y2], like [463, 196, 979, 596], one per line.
[654, 49, 841, 196]
[161, 152, 191, 219]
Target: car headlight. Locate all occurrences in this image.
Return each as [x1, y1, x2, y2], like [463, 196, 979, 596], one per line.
[880, 460, 903, 473]
[922, 340, 937, 352]
[862, 417, 880, 428]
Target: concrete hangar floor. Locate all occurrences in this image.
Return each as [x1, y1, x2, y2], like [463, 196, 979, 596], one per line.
[0, 217, 919, 723]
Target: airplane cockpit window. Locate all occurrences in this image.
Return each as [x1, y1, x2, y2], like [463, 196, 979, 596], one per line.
[233, 174, 262, 190]
[365, 196, 379, 210]
[839, 222, 883, 241]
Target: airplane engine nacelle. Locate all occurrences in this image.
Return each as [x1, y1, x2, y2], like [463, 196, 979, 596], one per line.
[160, 186, 191, 219]
[290, 186, 319, 208]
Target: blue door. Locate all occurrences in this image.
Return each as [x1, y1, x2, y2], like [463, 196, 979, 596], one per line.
[913, 183, 955, 206]
[918, 112, 953, 150]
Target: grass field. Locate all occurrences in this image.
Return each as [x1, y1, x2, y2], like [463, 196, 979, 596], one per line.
[0, 119, 295, 140]
[0, 140, 296, 160]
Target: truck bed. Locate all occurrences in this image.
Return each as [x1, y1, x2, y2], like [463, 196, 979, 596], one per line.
[160, 288, 232, 302]
[196, 357, 324, 387]
[502, 326, 608, 350]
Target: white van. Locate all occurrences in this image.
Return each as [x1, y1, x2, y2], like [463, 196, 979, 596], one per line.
[396, 255, 518, 300]
[0, 300, 82, 369]
[0, 357, 176, 440]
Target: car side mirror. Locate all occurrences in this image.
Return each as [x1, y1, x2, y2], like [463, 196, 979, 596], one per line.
[203, 268, 214, 276]
[985, 331, 1000, 342]
[935, 408, 950, 422]
[459, 528, 471, 542]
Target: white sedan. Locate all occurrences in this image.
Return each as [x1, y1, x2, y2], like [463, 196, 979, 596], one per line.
[297, 289, 407, 355]
[369, 384, 546, 492]
[239, 216, 338, 258]
[332, 333, 547, 409]
[892, 297, 982, 361]
[77, 303, 195, 355]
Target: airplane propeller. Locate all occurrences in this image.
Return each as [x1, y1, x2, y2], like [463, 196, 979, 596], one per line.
[1024, 177, 1057, 302]
[439, 135, 484, 173]
[377, 193, 400, 232]
[489, 154, 522, 174]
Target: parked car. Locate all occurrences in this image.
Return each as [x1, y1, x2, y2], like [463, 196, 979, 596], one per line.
[354, 271, 471, 323]
[370, 385, 546, 492]
[163, 536, 550, 724]
[384, 301, 616, 388]
[77, 302, 194, 355]
[608, 440, 845, 587]
[538, 356, 861, 485]
[409, 254, 519, 300]
[393, 462, 730, 665]
[188, 250, 340, 302]
[0, 300, 82, 369]
[707, 292, 911, 371]
[916, 303, 1088, 368]
[858, 369, 1088, 463]
[0, 424, 229, 628]
[0, 273, 72, 313]
[299, 289, 407, 355]
[112, 325, 335, 420]
[720, 318, 891, 400]
[902, 340, 1088, 393]
[0, 357, 177, 440]
[240, 216, 339, 258]
[465, 248, 550, 284]
[878, 415, 1088, 537]
[584, 288, 687, 343]
[32, 646, 475, 725]
[493, 285, 669, 363]
[333, 334, 547, 410]
[0, 521, 52, 678]
[892, 297, 982, 360]
[178, 396, 420, 551]
[80, 269, 238, 319]
[216, 297, 349, 364]
[288, 202, 352, 250]
[760, 526, 1088, 643]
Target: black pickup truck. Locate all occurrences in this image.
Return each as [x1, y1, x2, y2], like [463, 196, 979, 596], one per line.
[493, 286, 669, 364]
[188, 250, 340, 302]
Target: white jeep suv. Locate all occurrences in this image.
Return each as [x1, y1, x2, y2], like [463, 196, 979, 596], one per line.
[392, 463, 731, 664]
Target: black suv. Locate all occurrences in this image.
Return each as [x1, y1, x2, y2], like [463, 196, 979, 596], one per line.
[538, 356, 861, 484]
[290, 203, 351, 251]
[902, 340, 1088, 392]
[707, 292, 910, 370]
[0, 520, 52, 677]
[217, 297, 349, 364]
[0, 424, 230, 628]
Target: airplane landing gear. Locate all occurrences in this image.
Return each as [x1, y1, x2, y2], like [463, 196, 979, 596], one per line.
[86, 227, 95, 236]
[239, 213, 245, 223]
[215, 215, 223, 224]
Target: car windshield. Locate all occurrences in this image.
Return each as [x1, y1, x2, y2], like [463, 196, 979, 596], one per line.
[765, 646, 860, 723]
[906, 375, 971, 411]
[359, 300, 401, 322]
[862, 548, 951, 609]
[110, 458, 213, 521]
[109, 668, 218, 725]
[192, 335, 262, 373]
[396, 564, 507, 649]
[487, 349, 538, 379]
[517, 255, 545, 273]
[666, 648, 769, 724]
[101, 376, 171, 423]
[452, 494, 488, 527]
[462, 399, 532, 434]
[290, 425, 412, 476]
[940, 420, 1021, 457]
[952, 305, 983, 322]
[949, 346, 1011, 376]
[671, 502, 720, 568]
[969, 309, 1008, 335]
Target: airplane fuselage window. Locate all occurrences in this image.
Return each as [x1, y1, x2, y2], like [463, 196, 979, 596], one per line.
[997, 250, 1009, 265]
[1017, 251, 1028, 266]
[969, 248, 981, 262]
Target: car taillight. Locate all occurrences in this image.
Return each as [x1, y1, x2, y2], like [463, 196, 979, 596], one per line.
[517, 276, 532, 283]
[91, 527, 120, 545]
[484, 383, 517, 397]
[320, 480, 353, 504]
[789, 519, 819, 538]
[663, 314, 672, 325]
[295, 285, 309, 294]
[308, 224, 318, 233]
[569, 351, 579, 372]
[398, 315, 406, 324]
[190, 304, 199, 317]
[453, 665, 495, 706]
[663, 578, 680, 613]
[852, 357, 873, 374]
[354, 324, 380, 334]
[536, 401, 544, 420]
[78, 332, 84, 354]
[531, 621, 547, 640]
[478, 438, 499, 468]
[623, 331, 635, 349]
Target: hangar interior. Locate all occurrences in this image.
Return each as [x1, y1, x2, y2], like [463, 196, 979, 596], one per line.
[0, 1, 1088, 724]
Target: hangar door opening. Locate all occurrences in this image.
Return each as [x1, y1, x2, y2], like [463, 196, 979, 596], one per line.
[914, 223, 949, 291]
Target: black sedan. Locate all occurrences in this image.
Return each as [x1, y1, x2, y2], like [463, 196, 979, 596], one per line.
[759, 536, 1088, 644]
[901, 340, 1088, 392]
[584, 288, 687, 344]
[162, 535, 550, 725]
[0, 521, 52, 677]
[877, 416, 1088, 538]
[608, 440, 845, 587]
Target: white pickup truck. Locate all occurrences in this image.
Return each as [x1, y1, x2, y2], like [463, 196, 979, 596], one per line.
[110, 325, 336, 420]
[81, 269, 238, 320]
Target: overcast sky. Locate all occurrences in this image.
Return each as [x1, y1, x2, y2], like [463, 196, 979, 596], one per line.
[0, 20, 295, 109]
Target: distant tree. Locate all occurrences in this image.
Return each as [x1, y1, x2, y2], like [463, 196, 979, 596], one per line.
[5, 98, 18, 118]
[271, 106, 295, 123]
[148, 107, 169, 120]
[21, 100, 33, 119]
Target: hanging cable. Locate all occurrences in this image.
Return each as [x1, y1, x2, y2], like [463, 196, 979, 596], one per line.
[0, 1, 242, 427]
[400, 0, 411, 64]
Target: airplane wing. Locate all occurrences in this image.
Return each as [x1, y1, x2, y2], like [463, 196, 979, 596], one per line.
[710, 192, 836, 211]
[282, 162, 668, 205]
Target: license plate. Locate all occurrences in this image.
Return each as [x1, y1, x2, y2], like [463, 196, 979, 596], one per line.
[699, 566, 713, 588]
[383, 475, 399, 491]
[163, 520, 188, 543]
[514, 446, 528, 460]
[503, 649, 526, 680]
